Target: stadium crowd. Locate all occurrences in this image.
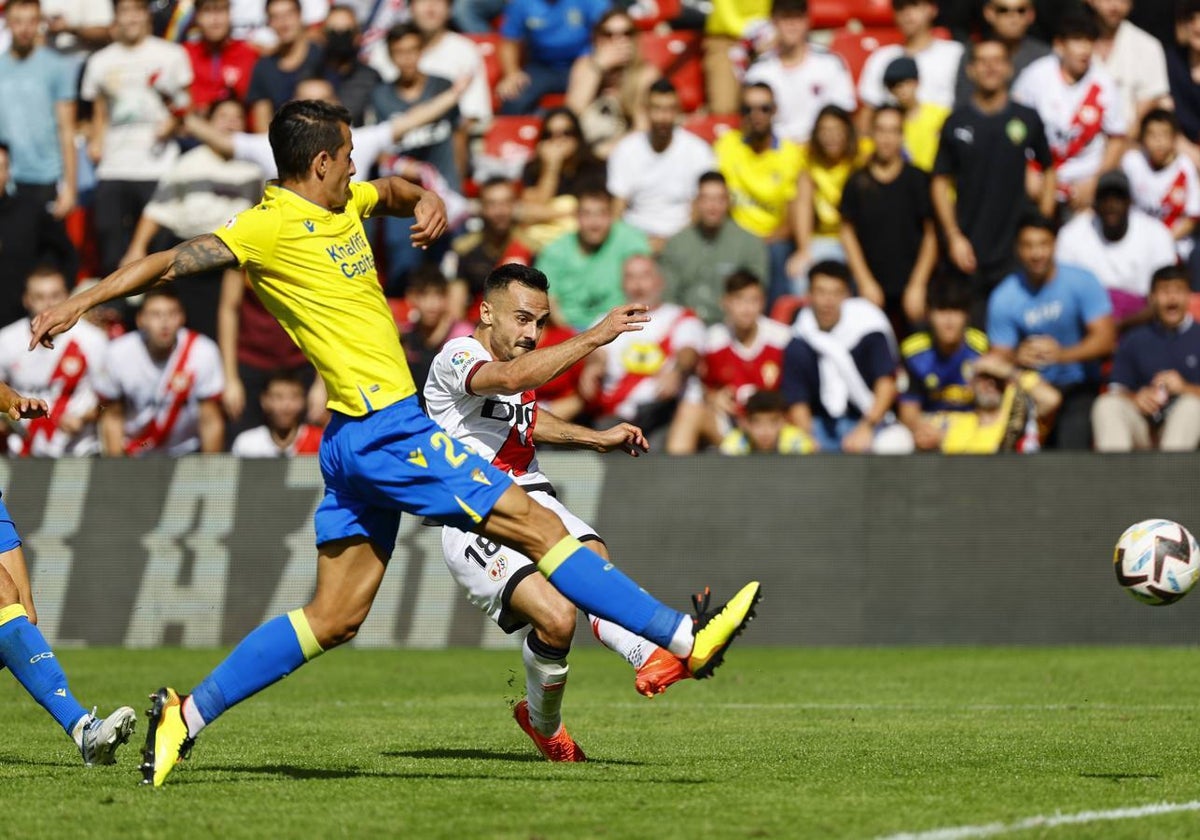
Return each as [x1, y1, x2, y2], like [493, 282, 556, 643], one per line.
[0, 0, 1198, 456]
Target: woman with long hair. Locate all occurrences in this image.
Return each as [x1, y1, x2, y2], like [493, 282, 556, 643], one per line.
[519, 107, 607, 248]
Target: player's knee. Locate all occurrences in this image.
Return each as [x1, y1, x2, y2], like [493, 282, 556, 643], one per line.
[307, 604, 370, 649]
[535, 603, 577, 650]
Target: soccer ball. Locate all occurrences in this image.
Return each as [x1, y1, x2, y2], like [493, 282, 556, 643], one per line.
[1114, 519, 1200, 606]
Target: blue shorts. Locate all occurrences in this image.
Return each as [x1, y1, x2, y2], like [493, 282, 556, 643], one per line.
[315, 396, 513, 557]
[0, 495, 20, 553]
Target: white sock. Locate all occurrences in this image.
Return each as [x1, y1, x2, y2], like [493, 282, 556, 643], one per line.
[71, 713, 92, 748]
[667, 617, 694, 659]
[523, 633, 569, 738]
[181, 696, 207, 738]
[588, 615, 658, 670]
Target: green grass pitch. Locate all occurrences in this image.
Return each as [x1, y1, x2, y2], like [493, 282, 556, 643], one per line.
[2, 647, 1200, 839]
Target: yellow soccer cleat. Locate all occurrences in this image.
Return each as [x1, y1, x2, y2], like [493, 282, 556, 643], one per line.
[139, 687, 194, 787]
[687, 582, 762, 679]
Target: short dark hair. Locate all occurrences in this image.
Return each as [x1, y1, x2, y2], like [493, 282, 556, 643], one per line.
[1056, 11, 1099, 41]
[648, 78, 677, 98]
[207, 95, 244, 120]
[268, 99, 352, 181]
[479, 176, 517, 195]
[577, 184, 613, 205]
[1150, 263, 1191, 290]
[6, 0, 41, 11]
[385, 22, 422, 45]
[808, 259, 853, 289]
[724, 269, 763, 296]
[770, 0, 808, 16]
[1016, 212, 1056, 236]
[264, 369, 306, 391]
[1139, 107, 1179, 141]
[970, 37, 1010, 62]
[872, 104, 905, 125]
[892, 0, 931, 9]
[698, 170, 726, 188]
[25, 264, 66, 288]
[744, 389, 787, 416]
[194, 0, 229, 10]
[407, 264, 448, 294]
[484, 263, 550, 299]
[925, 273, 972, 312]
[264, 0, 300, 11]
[140, 286, 182, 308]
[1178, 0, 1200, 23]
[742, 81, 776, 101]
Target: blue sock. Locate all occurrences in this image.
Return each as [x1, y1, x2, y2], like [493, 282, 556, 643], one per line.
[0, 604, 89, 735]
[189, 610, 324, 727]
[537, 538, 688, 650]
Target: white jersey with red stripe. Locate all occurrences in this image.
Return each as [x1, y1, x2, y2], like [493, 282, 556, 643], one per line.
[1012, 55, 1126, 188]
[596, 302, 706, 420]
[0, 317, 109, 456]
[1121, 148, 1200, 255]
[423, 335, 549, 488]
[231, 424, 323, 457]
[702, 316, 791, 407]
[93, 328, 224, 456]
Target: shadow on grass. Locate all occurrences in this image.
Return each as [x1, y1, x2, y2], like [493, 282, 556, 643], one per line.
[1079, 772, 1163, 781]
[383, 747, 645, 766]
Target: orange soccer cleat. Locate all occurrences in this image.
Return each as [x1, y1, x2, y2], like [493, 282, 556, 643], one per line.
[634, 647, 692, 698]
[513, 699, 586, 762]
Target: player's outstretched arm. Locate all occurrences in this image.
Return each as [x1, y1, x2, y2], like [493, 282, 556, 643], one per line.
[0, 381, 47, 420]
[370, 176, 448, 248]
[469, 303, 650, 397]
[534, 410, 648, 456]
[29, 235, 238, 350]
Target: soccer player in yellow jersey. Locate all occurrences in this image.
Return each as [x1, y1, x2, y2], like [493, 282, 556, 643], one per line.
[30, 99, 762, 787]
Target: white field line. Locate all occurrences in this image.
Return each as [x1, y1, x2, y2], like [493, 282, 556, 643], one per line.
[877, 800, 1200, 840]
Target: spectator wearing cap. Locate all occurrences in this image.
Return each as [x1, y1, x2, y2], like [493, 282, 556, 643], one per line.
[1085, 0, 1170, 136]
[780, 260, 914, 454]
[660, 172, 769, 326]
[987, 213, 1116, 449]
[953, 0, 1050, 105]
[496, 0, 609, 116]
[1012, 12, 1126, 215]
[1055, 169, 1177, 332]
[882, 55, 948, 172]
[607, 80, 716, 251]
[719, 388, 814, 455]
[1092, 264, 1200, 451]
[715, 82, 803, 306]
[840, 105, 937, 332]
[898, 274, 989, 451]
[933, 39, 1056, 321]
[857, 0, 964, 133]
[743, 0, 857, 144]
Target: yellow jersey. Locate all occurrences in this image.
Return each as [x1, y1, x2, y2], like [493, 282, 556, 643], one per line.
[940, 372, 1041, 455]
[715, 129, 803, 239]
[799, 138, 873, 237]
[214, 181, 416, 416]
[904, 102, 950, 172]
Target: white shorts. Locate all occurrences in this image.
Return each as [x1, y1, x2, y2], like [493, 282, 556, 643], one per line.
[441, 490, 601, 634]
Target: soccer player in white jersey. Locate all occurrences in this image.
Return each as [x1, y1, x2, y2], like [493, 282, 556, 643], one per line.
[1012, 12, 1126, 212]
[0, 267, 108, 456]
[1121, 108, 1200, 261]
[424, 263, 694, 762]
[93, 287, 226, 456]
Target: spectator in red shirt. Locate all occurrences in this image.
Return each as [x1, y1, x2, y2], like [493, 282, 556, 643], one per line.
[666, 270, 791, 453]
[186, 0, 259, 112]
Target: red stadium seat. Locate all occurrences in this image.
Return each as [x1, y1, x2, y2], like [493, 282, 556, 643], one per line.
[638, 30, 705, 113]
[627, 0, 682, 31]
[808, 0, 851, 30]
[539, 92, 567, 111]
[480, 115, 542, 164]
[843, 0, 896, 27]
[770, 294, 808, 325]
[466, 32, 503, 112]
[828, 27, 904, 83]
[681, 113, 740, 144]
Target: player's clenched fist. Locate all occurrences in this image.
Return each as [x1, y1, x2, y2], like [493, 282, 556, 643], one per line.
[410, 192, 448, 249]
[590, 304, 650, 345]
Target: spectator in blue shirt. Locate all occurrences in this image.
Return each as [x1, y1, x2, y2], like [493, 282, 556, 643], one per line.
[781, 260, 914, 453]
[898, 274, 989, 450]
[987, 213, 1117, 449]
[1092, 264, 1200, 451]
[496, 0, 610, 115]
[0, 0, 78, 220]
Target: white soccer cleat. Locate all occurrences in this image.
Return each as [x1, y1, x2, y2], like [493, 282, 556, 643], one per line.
[80, 706, 138, 766]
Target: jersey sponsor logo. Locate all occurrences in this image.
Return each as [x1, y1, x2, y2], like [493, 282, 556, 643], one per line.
[1021, 300, 1064, 330]
[325, 232, 376, 278]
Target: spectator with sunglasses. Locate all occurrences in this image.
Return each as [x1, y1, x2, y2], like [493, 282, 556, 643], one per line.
[715, 82, 803, 306]
[953, 0, 1049, 104]
[566, 9, 660, 159]
[520, 107, 607, 250]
